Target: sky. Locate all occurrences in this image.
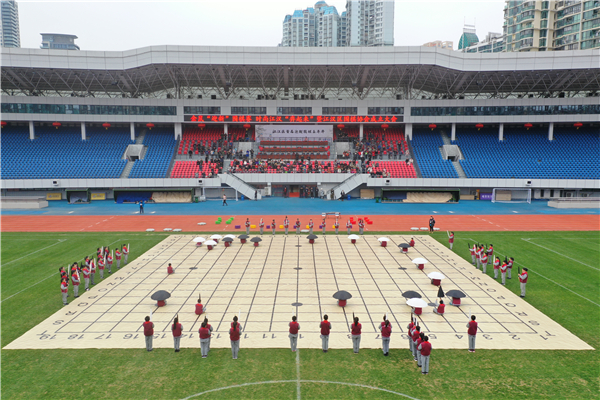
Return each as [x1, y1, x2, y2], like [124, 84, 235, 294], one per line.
[18, 0, 505, 51]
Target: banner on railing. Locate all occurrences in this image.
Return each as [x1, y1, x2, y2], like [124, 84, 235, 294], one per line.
[255, 125, 333, 143]
[46, 193, 62, 200]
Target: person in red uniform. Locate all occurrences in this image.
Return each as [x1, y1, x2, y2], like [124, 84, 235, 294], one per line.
[519, 268, 528, 297]
[409, 238, 415, 247]
[289, 316, 300, 352]
[122, 244, 129, 265]
[380, 319, 392, 356]
[481, 251, 488, 274]
[350, 316, 362, 353]
[97, 256, 105, 279]
[407, 320, 416, 355]
[322, 218, 326, 235]
[295, 218, 301, 235]
[259, 218, 265, 235]
[358, 219, 365, 235]
[308, 219, 314, 235]
[244, 218, 251, 235]
[418, 336, 432, 375]
[433, 299, 445, 315]
[272, 219, 276, 235]
[59, 266, 68, 283]
[500, 260, 508, 285]
[507, 257, 514, 279]
[467, 315, 477, 352]
[143, 316, 154, 351]
[60, 278, 69, 306]
[167, 263, 174, 275]
[492, 256, 500, 279]
[411, 325, 421, 361]
[487, 244, 494, 259]
[172, 316, 183, 352]
[195, 298, 205, 315]
[230, 318, 241, 359]
[82, 264, 90, 291]
[106, 251, 113, 274]
[284, 216, 290, 235]
[199, 321, 211, 358]
[416, 332, 425, 367]
[71, 268, 80, 298]
[89, 258, 96, 285]
[334, 218, 340, 235]
[115, 248, 122, 269]
[204, 317, 214, 351]
[448, 231, 454, 250]
[320, 315, 331, 353]
[469, 244, 476, 265]
[346, 219, 353, 235]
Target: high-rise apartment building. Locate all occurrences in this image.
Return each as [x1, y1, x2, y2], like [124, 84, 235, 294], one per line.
[503, 0, 600, 52]
[1, 0, 20, 48]
[40, 33, 80, 50]
[281, 1, 393, 47]
[346, 0, 394, 46]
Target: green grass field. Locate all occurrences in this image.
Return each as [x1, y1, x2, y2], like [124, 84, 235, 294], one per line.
[1, 231, 598, 400]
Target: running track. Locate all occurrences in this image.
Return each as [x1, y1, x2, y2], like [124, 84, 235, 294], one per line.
[1, 214, 597, 232]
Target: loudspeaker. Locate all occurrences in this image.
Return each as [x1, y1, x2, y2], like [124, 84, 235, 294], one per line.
[525, 180, 532, 186]
[52, 180, 59, 186]
[198, 180, 203, 185]
[385, 179, 391, 185]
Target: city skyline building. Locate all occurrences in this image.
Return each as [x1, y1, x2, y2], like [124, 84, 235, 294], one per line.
[40, 33, 80, 50]
[457, 24, 479, 49]
[346, 0, 394, 46]
[1, 0, 20, 48]
[503, 0, 600, 52]
[461, 31, 505, 52]
[281, 1, 393, 47]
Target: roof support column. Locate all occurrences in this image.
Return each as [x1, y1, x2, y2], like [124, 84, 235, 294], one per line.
[359, 124, 364, 141]
[405, 123, 413, 140]
[81, 122, 86, 141]
[29, 121, 35, 140]
[499, 123, 504, 141]
[451, 123, 456, 141]
[548, 122, 554, 141]
[174, 123, 182, 140]
[130, 122, 136, 142]
[224, 123, 228, 140]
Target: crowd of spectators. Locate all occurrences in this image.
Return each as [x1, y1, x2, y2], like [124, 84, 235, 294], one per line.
[229, 159, 360, 174]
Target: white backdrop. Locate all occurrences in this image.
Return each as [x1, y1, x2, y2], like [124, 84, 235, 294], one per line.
[255, 125, 333, 142]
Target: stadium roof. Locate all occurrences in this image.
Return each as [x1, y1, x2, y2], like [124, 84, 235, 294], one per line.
[1, 46, 599, 99]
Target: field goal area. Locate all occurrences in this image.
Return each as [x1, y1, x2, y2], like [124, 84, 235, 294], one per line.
[491, 188, 532, 204]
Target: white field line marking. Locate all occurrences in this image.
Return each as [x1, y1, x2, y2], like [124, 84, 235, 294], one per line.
[1, 238, 122, 303]
[181, 380, 421, 400]
[521, 238, 599, 271]
[296, 349, 301, 400]
[1, 239, 68, 266]
[465, 237, 600, 308]
[0, 273, 58, 303]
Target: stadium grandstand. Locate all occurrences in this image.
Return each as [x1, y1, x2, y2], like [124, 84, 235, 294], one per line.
[1, 46, 598, 202]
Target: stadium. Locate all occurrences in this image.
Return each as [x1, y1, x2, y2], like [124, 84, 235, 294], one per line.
[1, 44, 599, 399]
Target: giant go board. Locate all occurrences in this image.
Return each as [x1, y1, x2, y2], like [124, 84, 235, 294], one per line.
[5, 235, 592, 351]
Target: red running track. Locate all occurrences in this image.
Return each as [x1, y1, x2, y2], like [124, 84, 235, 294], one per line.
[1, 215, 597, 232]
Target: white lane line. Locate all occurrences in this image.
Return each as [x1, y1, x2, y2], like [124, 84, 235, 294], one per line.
[521, 238, 599, 271]
[466, 237, 599, 308]
[1, 239, 68, 266]
[448, 211, 454, 214]
[296, 350, 301, 400]
[0, 273, 58, 303]
[181, 380, 420, 400]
